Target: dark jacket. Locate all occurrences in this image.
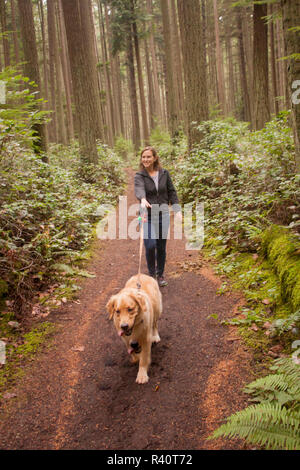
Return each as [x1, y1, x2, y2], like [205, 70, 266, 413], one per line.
[134, 168, 181, 214]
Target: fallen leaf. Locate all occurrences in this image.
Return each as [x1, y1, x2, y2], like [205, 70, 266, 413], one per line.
[270, 345, 283, 354]
[263, 321, 272, 329]
[3, 392, 17, 399]
[8, 321, 20, 329]
[268, 350, 279, 358]
[249, 324, 259, 332]
[262, 299, 271, 305]
[71, 346, 85, 352]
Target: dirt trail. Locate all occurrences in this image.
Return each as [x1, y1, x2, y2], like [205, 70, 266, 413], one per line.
[0, 170, 253, 450]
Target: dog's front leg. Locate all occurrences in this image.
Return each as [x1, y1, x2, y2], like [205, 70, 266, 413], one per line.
[136, 340, 151, 384]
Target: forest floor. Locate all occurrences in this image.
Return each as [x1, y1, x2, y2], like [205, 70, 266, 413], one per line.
[0, 169, 255, 450]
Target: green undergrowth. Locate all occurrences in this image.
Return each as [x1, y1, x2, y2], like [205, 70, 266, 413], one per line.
[204, 225, 300, 357]
[261, 226, 300, 312]
[0, 68, 128, 397]
[154, 115, 300, 352]
[153, 117, 300, 448]
[0, 315, 57, 397]
[0, 70, 126, 319]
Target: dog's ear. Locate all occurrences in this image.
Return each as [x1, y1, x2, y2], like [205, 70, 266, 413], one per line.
[106, 296, 116, 320]
[133, 292, 147, 313]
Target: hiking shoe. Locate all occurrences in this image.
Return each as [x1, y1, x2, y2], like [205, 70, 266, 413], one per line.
[157, 276, 168, 287]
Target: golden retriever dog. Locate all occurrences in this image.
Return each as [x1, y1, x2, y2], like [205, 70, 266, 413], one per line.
[106, 274, 162, 384]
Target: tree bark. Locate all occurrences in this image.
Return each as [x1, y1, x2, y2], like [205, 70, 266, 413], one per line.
[17, 0, 48, 156]
[213, 0, 226, 115]
[160, 0, 179, 137]
[237, 7, 251, 123]
[281, 0, 300, 171]
[146, 0, 163, 126]
[269, 4, 279, 116]
[98, 0, 115, 146]
[10, 0, 20, 63]
[61, 0, 102, 164]
[37, 0, 49, 128]
[0, 0, 10, 67]
[144, 34, 155, 130]
[47, 0, 58, 142]
[57, 0, 74, 142]
[126, 27, 141, 151]
[253, 4, 270, 130]
[177, 0, 208, 150]
[132, 10, 149, 144]
[169, 0, 185, 124]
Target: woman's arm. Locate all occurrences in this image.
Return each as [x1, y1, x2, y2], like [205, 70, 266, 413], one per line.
[166, 171, 181, 213]
[134, 173, 152, 208]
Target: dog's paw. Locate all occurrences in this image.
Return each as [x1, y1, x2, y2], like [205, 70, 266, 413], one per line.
[152, 334, 161, 344]
[136, 370, 149, 384]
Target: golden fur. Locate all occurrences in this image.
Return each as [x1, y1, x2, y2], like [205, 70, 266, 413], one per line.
[106, 274, 162, 384]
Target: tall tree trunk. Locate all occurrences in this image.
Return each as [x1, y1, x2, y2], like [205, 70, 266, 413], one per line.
[98, 0, 115, 146]
[105, 4, 124, 138]
[281, 0, 300, 171]
[17, 0, 48, 156]
[213, 0, 226, 115]
[47, 0, 58, 142]
[177, 0, 208, 150]
[79, 0, 103, 139]
[237, 7, 251, 123]
[207, 1, 218, 114]
[126, 28, 141, 151]
[57, 0, 74, 142]
[160, 0, 179, 137]
[0, 0, 10, 66]
[253, 4, 270, 130]
[132, 13, 149, 144]
[10, 0, 20, 63]
[169, 0, 185, 124]
[144, 35, 155, 130]
[225, 23, 235, 116]
[146, 0, 163, 125]
[38, 0, 49, 105]
[269, 5, 279, 115]
[61, 0, 102, 164]
[54, 0, 67, 145]
[242, 6, 253, 115]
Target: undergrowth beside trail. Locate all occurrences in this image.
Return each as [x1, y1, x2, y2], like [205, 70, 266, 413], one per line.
[0, 70, 126, 396]
[151, 115, 300, 450]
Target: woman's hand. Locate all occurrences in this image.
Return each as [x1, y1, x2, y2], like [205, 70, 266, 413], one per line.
[141, 198, 152, 209]
[175, 211, 183, 223]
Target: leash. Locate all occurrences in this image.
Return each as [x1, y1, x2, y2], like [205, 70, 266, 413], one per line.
[137, 208, 147, 290]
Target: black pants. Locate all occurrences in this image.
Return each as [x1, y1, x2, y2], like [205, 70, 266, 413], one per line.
[143, 212, 170, 277]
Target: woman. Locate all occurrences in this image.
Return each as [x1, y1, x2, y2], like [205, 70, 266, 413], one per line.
[134, 146, 182, 287]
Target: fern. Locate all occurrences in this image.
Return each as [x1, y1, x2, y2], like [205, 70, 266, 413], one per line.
[209, 403, 300, 450]
[209, 357, 300, 449]
[270, 310, 300, 337]
[244, 359, 300, 408]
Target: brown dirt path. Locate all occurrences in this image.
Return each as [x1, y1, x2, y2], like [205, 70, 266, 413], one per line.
[0, 169, 253, 450]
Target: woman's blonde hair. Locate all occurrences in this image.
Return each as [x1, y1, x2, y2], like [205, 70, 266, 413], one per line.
[139, 146, 162, 171]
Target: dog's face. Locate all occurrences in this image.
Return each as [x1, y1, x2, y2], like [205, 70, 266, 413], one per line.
[106, 291, 146, 337]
